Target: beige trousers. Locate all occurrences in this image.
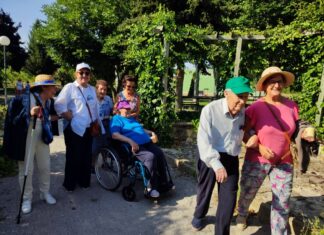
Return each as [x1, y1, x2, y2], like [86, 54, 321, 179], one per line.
[18, 119, 50, 200]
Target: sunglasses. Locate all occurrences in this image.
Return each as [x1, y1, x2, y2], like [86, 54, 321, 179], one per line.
[126, 85, 136, 89]
[78, 71, 90, 76]
[267, 79, 284, 85]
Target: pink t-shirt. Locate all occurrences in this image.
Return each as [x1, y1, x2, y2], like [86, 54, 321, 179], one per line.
[245, 98, 299, 165]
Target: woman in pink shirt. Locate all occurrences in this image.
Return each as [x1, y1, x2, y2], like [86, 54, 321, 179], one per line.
[236, 67, 311, 235]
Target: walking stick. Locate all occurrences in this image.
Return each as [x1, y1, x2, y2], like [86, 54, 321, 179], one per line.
[17, 116, 37, 224]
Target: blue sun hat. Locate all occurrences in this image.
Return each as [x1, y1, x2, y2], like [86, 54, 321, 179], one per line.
[30, 74, 60, 91]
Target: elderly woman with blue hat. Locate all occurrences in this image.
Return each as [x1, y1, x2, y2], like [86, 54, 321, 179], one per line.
[4, 74, 59, 214]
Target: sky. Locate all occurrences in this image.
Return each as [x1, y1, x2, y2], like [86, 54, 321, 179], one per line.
[1, 0, 55, 48]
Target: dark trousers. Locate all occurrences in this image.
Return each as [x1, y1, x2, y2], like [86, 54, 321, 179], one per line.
[63, 124, 93, 191]
[193, 153, 239, 235]
[135, 142, 168, 190]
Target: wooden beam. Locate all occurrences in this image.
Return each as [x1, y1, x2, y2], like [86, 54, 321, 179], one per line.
[205, 34, 265, 41]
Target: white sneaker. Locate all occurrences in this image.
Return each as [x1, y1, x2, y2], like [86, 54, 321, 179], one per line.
[149, 189, 160, 198]
[22, 200, 32, 214]
[40, 192, 56, 205]
[236, 215, 247, 230]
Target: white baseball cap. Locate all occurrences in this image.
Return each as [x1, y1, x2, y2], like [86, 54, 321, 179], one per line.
[76, 62, 91, 71]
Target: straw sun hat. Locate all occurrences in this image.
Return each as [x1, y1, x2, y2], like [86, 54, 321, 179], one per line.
[256, 66, 295, 91]
[30, 74, 60, 91]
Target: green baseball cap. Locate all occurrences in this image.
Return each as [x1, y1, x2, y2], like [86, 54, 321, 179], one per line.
[225, 76, 253, 94]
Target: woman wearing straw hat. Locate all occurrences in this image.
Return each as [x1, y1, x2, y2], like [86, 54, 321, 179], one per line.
[17, 74, 59, 214]
[236, 67, 312, 234]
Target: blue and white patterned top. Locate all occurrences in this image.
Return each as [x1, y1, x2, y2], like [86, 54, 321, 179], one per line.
[98, 95, 113, 121]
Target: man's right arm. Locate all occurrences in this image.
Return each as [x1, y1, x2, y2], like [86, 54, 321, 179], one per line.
[54, 84, 72, 121]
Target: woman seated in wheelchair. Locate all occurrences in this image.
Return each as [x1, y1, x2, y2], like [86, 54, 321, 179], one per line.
[110, 100, 174, 198]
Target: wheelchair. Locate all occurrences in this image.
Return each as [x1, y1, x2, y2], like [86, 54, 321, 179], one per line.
[94, 140, 174, 201]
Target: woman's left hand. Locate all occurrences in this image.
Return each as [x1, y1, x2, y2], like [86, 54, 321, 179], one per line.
[259, 144, 275, 160]
[246, 135, 258, 148]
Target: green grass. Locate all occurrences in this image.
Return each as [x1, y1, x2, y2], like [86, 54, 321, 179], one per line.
[183, 69, 216, 96]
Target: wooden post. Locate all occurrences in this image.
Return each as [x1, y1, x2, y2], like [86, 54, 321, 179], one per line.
[234, 37, 243, 76]
[204, 34, 265, 77]
[316, 64, 324, 126]
[162, 37, 170, 105]
[194, 61, 200, 97]
[212, 66, 219, 98]
[175, 68, 184, 111]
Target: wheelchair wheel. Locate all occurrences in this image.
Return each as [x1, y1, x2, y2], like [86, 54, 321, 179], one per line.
[122, 186, 136, 201]
[95, 146, 122, 191]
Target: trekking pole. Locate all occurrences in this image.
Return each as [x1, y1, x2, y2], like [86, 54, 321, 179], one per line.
[17, 115, 37, 224]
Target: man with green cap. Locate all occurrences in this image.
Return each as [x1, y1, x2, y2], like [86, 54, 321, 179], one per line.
[191, 76, 253, 234]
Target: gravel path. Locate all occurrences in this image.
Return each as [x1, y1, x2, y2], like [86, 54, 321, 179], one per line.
[0, 136, 270, 235]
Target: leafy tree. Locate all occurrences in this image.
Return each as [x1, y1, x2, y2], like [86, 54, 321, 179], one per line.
[24, 20, 57, 75]
[0, 9, 27, 72]
[39, 0, 129, 84]
[104, 8, 212, 144]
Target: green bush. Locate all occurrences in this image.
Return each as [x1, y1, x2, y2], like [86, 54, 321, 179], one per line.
[0, 104, 17, 177]
[177, 111, 201, 122]
[301, 217, 324, 235]
[0, 156, 17, 178]
[0, 105, 7, 129]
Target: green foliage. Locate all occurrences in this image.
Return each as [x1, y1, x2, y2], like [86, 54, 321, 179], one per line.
[0, 67, 34, 88]
[104, 7, 212, 145]
[24, 20, 57, 75]
[301, 217, 324, 235]
[0, 104, 16, 178]
[30, 0, 324, 142]
[263, 0, 324, 138]
[191, 119, 199, 132]
[177, 110, 200, 121]
[0, 105, 7, 128]
[40, 0, 128, 83]
[0, 155, 17, 178]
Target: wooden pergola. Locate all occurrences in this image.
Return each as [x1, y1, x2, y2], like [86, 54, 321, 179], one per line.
[193, 33, 265, 99]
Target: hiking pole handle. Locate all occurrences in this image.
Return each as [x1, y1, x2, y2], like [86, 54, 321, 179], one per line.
[32, 114, 37, 129]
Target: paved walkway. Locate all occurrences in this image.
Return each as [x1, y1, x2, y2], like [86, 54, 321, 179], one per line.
[0, 136, 271, 235]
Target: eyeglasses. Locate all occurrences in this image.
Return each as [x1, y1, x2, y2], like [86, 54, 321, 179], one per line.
[267, 79, 284, 85]
[126, 85, 135, 89]
[78, 71, 90, 76]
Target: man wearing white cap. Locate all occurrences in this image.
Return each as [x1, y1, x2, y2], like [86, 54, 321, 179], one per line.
[55, 62, 100, 191]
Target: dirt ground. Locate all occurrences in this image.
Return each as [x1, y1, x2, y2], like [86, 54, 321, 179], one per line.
[0, 135, 276, 235]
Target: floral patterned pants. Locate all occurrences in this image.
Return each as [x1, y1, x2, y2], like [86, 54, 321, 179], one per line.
[237, 160, 293, 235]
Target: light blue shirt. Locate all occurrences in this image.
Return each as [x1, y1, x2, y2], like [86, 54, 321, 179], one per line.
[98, 95, 113, 134]
[54, 81, 99, 137]
[110, 115, 151, 145]
[197, 98, 245, 171]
